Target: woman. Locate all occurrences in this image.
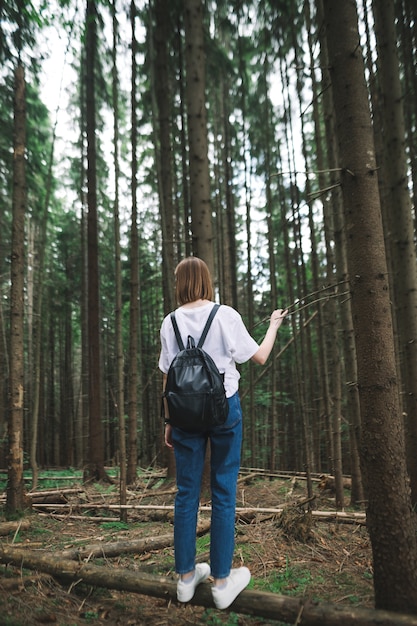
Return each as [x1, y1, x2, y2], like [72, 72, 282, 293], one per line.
[159, 257, 287, 610]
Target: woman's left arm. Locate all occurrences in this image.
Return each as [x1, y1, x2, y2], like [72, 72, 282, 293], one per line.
[251, 308, 288, 365]
[162, 374, 174, 448]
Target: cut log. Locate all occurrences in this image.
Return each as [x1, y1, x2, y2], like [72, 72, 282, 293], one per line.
[319, 475, 352, 492]
[58, 520, 210, 560]
[0, 574, 52, 590]
[136, 487, 177, 498]
[0, 546, 416, 625]
[0, 488, 84, 500]
[5, 534, 177, 561]
[59, 534, 175, 560]
[2, 520, 203, 561]
[0, 519, 31, 536]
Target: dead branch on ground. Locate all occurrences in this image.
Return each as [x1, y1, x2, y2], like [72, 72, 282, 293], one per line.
[31, 502, 366, 524]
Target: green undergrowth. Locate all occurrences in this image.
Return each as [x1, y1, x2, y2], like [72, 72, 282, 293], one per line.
[0, 467, 118, 492]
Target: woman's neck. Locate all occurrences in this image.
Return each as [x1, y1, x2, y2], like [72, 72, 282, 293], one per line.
[181, 299, 211, 309]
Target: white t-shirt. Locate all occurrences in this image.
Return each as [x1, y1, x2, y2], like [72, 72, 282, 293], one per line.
[159, 302, 259, 397]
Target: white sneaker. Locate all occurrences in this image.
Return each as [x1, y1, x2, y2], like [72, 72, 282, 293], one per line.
[177, 562, 211, 602]
[211, 566, 251, 609]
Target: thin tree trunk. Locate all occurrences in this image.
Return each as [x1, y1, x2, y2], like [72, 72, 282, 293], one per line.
[29, 92, 58, 487]
[302, 9, 344, 506]
[235, 18, 256, 468]
[219, 79, 237, 308]
[7, 64, 27, 513]
[261, 59, 279, 471]
[0, 296, 7, 467]
[126, 0, 139, 484]
[80, 206, 89, 466]
[111, 0, 127, 519]
[175, 20, 191, 260]
[84, 0, 106, 482]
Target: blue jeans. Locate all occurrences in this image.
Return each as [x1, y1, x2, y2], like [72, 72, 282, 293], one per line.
[172, 392, 243, 579]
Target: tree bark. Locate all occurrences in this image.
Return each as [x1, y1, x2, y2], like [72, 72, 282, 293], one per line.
[7, 64, 27, 514]
[372, 0, 417, 507]
[314, 0, 364, 505]
[84, 0, 106, 482]
[58, 534, 175, 560]
[305, 1, 346, 506]
[321, 0, 417, 613]
[153, 0, 175, 313]
[126, 0, 139, 485]
[183, 0, 214, 271]
[0, 519, 30, 536]
[111, 0, 127, 520]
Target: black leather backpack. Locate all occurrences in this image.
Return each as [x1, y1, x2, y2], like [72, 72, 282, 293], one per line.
[163, 304, 229, 433]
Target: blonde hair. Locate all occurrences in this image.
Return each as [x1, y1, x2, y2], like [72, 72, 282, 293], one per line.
[175, 257, 214, 305]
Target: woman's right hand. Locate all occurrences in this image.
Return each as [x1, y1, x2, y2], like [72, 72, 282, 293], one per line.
[269, 308, 288, 330]
[252, 307, 288, 365]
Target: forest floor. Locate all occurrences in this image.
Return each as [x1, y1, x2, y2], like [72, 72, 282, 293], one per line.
[0, 470, 375, 626]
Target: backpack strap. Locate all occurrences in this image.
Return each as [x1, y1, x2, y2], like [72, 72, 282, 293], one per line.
[198, 304, 220, 348]
[170, 303, 220, 351]
[170, 312, 185, 351]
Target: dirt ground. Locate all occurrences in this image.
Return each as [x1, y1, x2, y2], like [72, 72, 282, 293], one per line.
[0, 473, 374, 625]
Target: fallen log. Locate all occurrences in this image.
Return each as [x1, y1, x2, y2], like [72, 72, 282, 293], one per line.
[38, 513, 123, 523]
[0, 519, 31, 536]
[28, 488, 84, 497]
[0, 546, 416, 626]
[6, 535, 177, 561]
[6, 521, 211, 562]
[319, 475, 352, 492]
[32, 503, 366, 524]
[0, 573, 53, 590]
[58, 534, 175, 560]
[136, 487, 177, 499]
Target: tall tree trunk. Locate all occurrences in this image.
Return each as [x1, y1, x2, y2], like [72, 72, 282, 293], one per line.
[236, 19, 256, 467]
[175, 20, 191, 260]
[80, 206, 89, 467]
[183, 0, 215, 492]
[111, 0, 127, 518]
[322, 0, 417, 613]
[0, 296, 7, 467]
[372, 0, 417, 507]
[399, 0, 417, 226]
[7, 64, 27, 513]
[126, 0, 139, 484]
[29, 95, 57, 487]
[84, 0, 106, 482]
[260, 59, 279, 471]
[153, 0, 175, 313]
[218, 78, 237, 308]
[314, 0, 364, 506]
[152, 0, 177, 477]
[183, 0, 214, 272]
[302, 9, 344, 505]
